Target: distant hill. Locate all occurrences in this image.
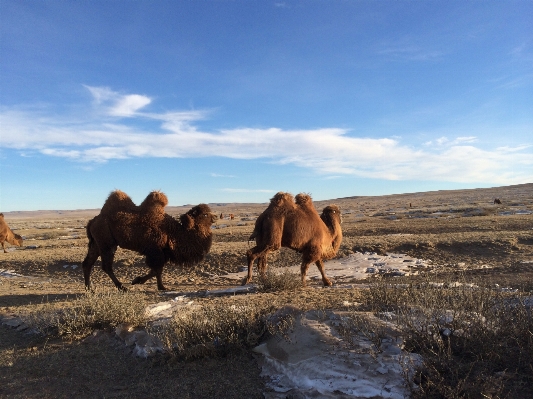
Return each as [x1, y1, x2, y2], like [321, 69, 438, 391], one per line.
[2, 183, 531, 220]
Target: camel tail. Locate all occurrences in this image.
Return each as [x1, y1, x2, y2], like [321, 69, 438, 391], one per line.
[86, 219, 95, 248]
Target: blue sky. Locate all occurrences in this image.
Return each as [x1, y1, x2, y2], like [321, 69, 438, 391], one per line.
[1, 1, 532, 211]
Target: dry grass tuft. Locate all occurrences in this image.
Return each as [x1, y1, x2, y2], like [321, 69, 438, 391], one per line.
[255, 268, 303, 293]
[149, 301, 293, 360]
[357, 278, 533, 399]
[24, 289, 147, 338]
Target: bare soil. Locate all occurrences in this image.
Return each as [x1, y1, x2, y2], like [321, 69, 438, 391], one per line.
[1, 183, 532, 398]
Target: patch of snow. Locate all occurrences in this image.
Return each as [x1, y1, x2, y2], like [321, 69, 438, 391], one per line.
[58, 235, 80, 240]
[223, 252, 428, 284]
[255, 310, 419, 399]
[162, 286, 256, 298]
[114, 324, 166, 358]
[0, 269, 24, 278]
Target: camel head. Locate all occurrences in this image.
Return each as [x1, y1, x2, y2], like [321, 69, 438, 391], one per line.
[321, 205, 342, 253]
[12, 233, 23, 247]
[180, 204, 217, 230]
[321, 205, 342, 225]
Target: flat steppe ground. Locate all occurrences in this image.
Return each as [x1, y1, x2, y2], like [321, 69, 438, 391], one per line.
[1, 183, 532, 398]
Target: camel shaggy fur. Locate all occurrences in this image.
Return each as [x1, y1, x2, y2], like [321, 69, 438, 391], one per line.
[82, 190, 216, 290]
[0, 213, 23, 253]
[245, 192, 342, 286]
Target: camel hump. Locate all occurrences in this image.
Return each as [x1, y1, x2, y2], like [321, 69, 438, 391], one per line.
[295, 193, 314, 207]
[140, 190, 168, 212]
[100, 190, 136, 214]
[269, 192, 295, 207]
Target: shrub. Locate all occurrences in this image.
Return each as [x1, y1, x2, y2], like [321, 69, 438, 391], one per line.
[149, 302, 293, 359]
[25, 289, 147, 337]
[256, 268, 303, 293]
[358, 279, 533, 398]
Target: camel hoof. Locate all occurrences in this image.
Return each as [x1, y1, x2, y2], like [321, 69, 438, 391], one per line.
[118, 285, 128, 292]
[241, 277, 251, 286]
[323, 280, 333, 287]
[131, 277, 143, 285]
[157, 286, 167, 291]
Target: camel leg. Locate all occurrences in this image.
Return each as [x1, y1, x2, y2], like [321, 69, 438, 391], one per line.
[132, 248, 166, 290]
[300, 261, 312, 287]
[82, 243, 100, 290]
[258, 254, 269, 277]
[131, 269, 157, 286]
[154, 266, 166, 291]
[244, 246, 273, 285]
[244, 246, 263, 285]
[131, 267, 166, 290]
[100, 247, 125, 291]
[1, 242, 6, 253]
[301, 247, 325, 287]
[315, 259, 332, 287]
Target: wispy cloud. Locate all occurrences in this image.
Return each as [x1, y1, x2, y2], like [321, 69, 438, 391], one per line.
[425, 136, 478, 146]
[220, 188, 275, 193]
[1, 86, 532, 184]
[84, 85, 152, 116]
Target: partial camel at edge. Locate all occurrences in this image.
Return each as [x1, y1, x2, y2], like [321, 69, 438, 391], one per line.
[0, 213, 23, 253]
[245, 192, 343, 287]
[82, 190, 217, 291]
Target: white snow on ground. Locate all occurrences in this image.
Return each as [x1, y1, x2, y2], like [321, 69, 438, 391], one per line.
[222, 252, 429, 284]
[141, 296, 420, 398]
[0, 269, 25, 278]
[255, 310, 420, 399]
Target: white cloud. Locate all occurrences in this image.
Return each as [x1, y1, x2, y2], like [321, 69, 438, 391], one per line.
[109, 94, 151, 117]
[84, 85, 151, 117]
[454, 136, 477, 144]
[1, 86, 532, 185]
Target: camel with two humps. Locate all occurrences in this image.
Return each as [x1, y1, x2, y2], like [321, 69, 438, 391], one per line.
[82, 190, 216, 291]
[245, 192, 342, 287]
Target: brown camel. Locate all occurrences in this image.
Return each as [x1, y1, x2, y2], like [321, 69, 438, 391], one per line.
[245, 192, 342, 287]
[82, 190, 216, 291]
[0, 213, 23, 253]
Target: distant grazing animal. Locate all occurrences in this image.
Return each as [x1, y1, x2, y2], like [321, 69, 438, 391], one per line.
[0, 213, 23, 253]
[82, 190, 216, 291]
[245, 192, 343, 287]
[494, 198, 502, 204]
